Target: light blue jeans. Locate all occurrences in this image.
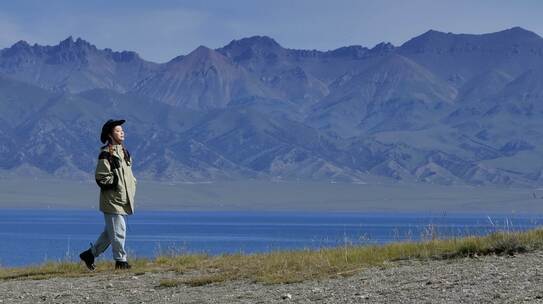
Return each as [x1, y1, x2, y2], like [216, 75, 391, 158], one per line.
[91, 213, 128, 262]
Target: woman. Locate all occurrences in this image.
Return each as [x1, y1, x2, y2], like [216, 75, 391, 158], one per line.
[79, 119, 137, 270]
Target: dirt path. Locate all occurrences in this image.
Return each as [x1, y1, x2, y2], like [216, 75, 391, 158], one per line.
[2, 251, 543, 303]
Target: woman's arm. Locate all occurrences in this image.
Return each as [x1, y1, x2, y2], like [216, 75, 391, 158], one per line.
[95, 152, 118, 190]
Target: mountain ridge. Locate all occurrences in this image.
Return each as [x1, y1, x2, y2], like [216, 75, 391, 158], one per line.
[0, 27, 542, 186]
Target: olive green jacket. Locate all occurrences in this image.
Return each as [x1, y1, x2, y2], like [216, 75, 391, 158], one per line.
[95, 144, 137, 215]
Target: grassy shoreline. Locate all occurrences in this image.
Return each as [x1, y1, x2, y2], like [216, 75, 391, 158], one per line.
[1, 228, 542, 287]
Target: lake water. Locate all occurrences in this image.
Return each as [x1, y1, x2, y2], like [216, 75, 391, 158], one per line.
[0, 209, 541, 267]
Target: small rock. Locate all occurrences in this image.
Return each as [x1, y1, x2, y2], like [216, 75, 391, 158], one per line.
[132, 276, 139, 280]
[355, 293, 370, 299]
[281, 293, 292, 300]
[106, 283, 114, 288]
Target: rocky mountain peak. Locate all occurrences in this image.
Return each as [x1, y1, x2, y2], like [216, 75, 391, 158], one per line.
[180, 45, 228, 67]
[368, 42, 395, 55]
[11, 40, 31, 50]
[217, 36, 284, 62]
[58, 36, 75, 49]
[2, 40, 34, 57]
[325, 45, 369, 58]
[496, 26, 541, 39]
[56, 36, 96, 52]
[399, 29, 454, 51]
[191, 45, 214, 56]
[224, 35, 282, 50]
[108, 50, 140, 62]
[401, 26, 543, 53]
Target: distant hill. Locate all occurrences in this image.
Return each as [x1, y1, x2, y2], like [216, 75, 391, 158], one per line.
[0, 27, 542, 186]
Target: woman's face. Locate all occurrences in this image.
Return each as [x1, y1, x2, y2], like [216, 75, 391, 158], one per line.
[109, 125, 125, 144]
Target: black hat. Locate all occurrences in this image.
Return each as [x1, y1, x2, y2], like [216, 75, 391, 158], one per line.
[100, 119, 125, 144]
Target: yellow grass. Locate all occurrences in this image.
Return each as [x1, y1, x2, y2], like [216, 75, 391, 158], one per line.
[1, 229, 542, 286]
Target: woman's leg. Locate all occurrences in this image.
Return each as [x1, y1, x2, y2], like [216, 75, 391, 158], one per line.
[103, 213, 127, 262]
[91, 227, 111, 257]
[81, 213, 111, 270]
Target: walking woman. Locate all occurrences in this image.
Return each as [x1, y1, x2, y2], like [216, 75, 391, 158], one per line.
[79, 119, 137, 270]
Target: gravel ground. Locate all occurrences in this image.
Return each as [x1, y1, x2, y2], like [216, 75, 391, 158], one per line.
[2, 251, 543, 303]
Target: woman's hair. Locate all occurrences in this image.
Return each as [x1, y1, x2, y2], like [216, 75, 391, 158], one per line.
[106, 142, 130, 163]
[106, 133, 130, 163]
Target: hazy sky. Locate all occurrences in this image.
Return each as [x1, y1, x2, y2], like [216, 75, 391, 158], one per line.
[0, 0, 541, 62]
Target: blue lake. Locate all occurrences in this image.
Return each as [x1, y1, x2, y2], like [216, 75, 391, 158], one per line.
[0, 209, 541, 267]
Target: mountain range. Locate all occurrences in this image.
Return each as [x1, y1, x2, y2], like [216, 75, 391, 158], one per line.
[1, 27, 543, 186]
